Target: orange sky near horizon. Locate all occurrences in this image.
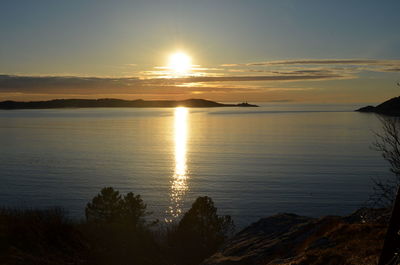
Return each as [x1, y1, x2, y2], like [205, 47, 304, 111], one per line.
[1, 57, 399, 104]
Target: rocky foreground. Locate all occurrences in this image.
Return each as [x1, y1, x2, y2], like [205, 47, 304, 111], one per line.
[202, 208, 389, 265]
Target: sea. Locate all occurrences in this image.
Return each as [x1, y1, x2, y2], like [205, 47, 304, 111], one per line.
[0, 103, 390, 227]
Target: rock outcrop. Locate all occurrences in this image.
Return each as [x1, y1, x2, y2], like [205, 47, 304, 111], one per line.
[356, 96, 400, 116]
[202, 209, 388, 265]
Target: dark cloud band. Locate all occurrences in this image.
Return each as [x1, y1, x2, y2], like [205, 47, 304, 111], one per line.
[0, 73, 345, 94]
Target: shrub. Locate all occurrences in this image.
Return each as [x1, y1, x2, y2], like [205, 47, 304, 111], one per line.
[83, 187, 161, 265]
[85, 187, 124, 223]
[85, 187, 149, 226]
[168, 196, 234, 265]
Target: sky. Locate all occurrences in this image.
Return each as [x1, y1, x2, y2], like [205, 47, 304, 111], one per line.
[1, 0, 400, 103]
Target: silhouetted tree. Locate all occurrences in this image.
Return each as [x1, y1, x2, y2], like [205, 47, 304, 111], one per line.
[370, 117, 400, 206]
[169, 196, 234, 265]
[83, 187, 161, 265]
[85, 187, 151, 227]
[375, 116, 400, 265]
[121, 192, 149, 227]
[85, 187, 124, 223]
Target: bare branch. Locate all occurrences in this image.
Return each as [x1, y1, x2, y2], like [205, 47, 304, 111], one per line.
[370, 116, 400, 206]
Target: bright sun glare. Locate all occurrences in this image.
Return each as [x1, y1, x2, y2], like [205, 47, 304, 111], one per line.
[168, 52, 191, 74]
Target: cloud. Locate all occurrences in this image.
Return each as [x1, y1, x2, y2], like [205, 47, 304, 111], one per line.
[221, 63, 247, 67]
[257, 59, 392, 66]
[0, 75, 141, 90]
[381, 67, 400, 72]
[215, 59, 400, 84]
[150, 74, 344, 84]
[270, 59, 400, 66]
[0, 58, 397, 100]
[0, 71, 347, 95]
[222, 59, 400, 67]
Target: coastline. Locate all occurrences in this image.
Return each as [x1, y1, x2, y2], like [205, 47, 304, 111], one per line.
[0, 98, 258, 110]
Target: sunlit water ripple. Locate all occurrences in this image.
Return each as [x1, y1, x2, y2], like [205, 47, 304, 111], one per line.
[0, 104, 390, 227]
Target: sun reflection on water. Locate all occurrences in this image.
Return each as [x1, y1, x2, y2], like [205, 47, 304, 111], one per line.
[166, 107, 189, 222]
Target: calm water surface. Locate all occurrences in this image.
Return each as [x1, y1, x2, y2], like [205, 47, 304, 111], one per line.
[0, 104, 389, 226]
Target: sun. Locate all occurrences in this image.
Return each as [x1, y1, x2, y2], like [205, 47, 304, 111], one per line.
[168, 52, 192, 74]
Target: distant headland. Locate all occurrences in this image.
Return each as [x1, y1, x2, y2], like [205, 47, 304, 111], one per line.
[356, 96, 400, 116]
[0, 98, 258, 109]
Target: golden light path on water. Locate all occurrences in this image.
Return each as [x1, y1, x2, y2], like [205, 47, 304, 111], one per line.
[166, 107, 189, 222]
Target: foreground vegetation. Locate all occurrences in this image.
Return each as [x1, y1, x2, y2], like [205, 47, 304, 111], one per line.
[0, 197, 388, 265]
[0, 188, 234, 265]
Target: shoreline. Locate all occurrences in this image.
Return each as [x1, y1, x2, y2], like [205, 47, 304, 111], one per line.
[0, 98, 259, 110]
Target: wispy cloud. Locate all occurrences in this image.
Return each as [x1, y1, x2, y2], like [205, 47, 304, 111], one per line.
[0, 75, 141, 91]
[380, 67, 400, 72]
[222, 59, 400, 67]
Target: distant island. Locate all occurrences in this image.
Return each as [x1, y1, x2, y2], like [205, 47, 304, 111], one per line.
[0, 98, 258, 109]
[356, 96, 400, 116]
